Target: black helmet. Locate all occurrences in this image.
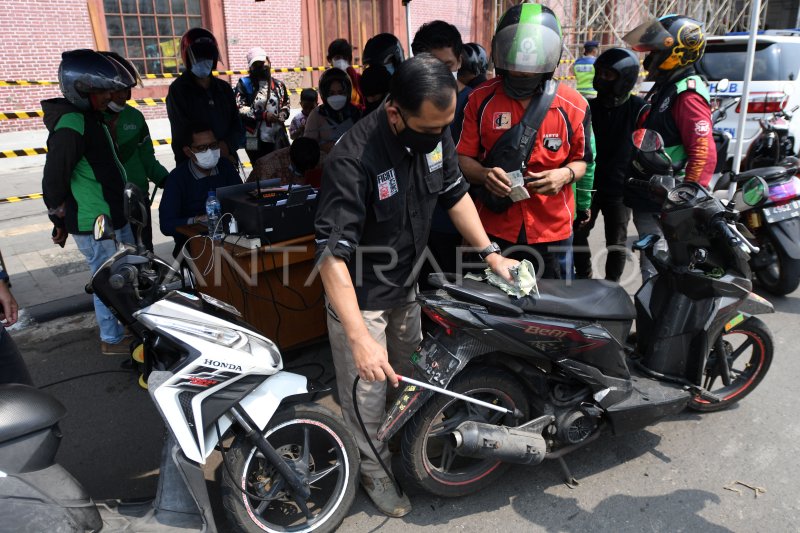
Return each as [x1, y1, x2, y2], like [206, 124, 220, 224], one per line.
[593, 48, 640, 107]
[362, 33, 404, 74]
[491, 3, 563, 75]
[319, 67, 352, 102]
[58, 49, 134, 111]
[623, 15, 705, 82]
[460, 43, 489, 77]
[180, 27, 220, 68]
[98, 51, 141, 88]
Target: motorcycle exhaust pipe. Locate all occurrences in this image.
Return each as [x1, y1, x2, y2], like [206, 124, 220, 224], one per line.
[450, 420, 547, 466]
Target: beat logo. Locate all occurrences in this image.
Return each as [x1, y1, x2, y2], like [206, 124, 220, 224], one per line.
[523, 325, 568, 338]
[203, 359, 243, 372]
[543, 134, 562, 152]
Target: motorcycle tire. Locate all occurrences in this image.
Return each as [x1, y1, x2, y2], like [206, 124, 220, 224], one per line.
[689, 317, 774, 412]
[398, 368, 529, 498]
[754, 234, 800, 296]
[221, 403, 359, 533]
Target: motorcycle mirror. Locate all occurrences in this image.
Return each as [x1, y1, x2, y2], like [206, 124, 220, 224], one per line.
[716, 78, 730, 92]
[742, 176, 769, 207]
[124, 183, 149, 228]
[631, 129, 665, 153]
[93, 214, 116, 241]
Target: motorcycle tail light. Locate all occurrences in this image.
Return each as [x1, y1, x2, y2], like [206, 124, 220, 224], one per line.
[768, 176, 800, 203]
[423, 307, 456, 336]
[736, 92, 787, 114]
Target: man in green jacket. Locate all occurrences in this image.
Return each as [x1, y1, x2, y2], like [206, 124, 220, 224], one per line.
[101, 52, 169, 251]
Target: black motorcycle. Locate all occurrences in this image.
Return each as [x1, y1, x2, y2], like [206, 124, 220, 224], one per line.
[376, 130, 775, 498]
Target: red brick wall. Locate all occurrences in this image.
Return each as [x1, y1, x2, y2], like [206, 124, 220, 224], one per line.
[408, 0, 474, 46]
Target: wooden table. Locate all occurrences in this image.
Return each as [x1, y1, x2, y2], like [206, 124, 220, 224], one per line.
[178, 226, 327, 351]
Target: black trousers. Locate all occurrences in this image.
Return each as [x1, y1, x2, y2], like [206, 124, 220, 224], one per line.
[0, 329, 33, 386]
[573, 197, 631, 282]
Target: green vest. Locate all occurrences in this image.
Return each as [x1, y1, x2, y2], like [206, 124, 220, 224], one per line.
[573, 56, 597, 98]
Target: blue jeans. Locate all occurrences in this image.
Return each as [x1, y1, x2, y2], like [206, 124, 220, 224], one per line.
[74, 224, 134, 344]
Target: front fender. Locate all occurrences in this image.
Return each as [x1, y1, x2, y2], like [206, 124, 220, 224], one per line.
[765, 217, 800, 259]
[739, 292, 775, 315]
[237, 371, 314, 431]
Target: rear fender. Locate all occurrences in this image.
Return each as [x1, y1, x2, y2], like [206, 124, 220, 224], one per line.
[764, 217, 800, 259]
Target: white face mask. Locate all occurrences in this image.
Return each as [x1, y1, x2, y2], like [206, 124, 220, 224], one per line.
[107, 101, 126, 113]
[327, 95, 348, 111]
[194, 148, 220, 170]
[332, 59, 350, 72]
[452, 70, 459, 81]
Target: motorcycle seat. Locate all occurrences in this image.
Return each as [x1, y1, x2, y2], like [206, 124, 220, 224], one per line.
[518, 279, 636, 320]
[0, 384, 66, 443]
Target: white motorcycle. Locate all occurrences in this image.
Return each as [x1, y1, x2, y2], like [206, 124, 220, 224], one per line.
[0, 184, 358, 532]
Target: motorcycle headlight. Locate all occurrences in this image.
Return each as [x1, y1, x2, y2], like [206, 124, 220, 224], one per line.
[244, 333, 282, 368]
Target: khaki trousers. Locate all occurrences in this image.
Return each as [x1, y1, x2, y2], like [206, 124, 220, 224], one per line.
[326, 290, 421, 476]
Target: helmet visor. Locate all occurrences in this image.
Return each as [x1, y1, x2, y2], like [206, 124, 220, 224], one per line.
[623, 19, 673, 53]
[493, 22, 562, 73]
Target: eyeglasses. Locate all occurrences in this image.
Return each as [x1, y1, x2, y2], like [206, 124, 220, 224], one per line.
[190, 142, 220, 153]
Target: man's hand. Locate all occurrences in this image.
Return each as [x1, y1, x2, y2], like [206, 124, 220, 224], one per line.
[575, 209, 592, 230]
[263, 111, 280, 124]
[526, 167, 572, 196]
[350, 333, 398, 387]
[486, 253, 520, 283]
[485, 167, 512, 197]
[51, 226, 67, 246]
[0, 281, 19, 327]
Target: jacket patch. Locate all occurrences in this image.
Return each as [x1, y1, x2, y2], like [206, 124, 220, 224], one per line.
[426, 142, 443, 171]
[493, 112, 512, 130]
[543, 135, 563, 152]
[659, 96, 671, 113]
[377, 169, 399, 200]
[694, 120, 710, 136]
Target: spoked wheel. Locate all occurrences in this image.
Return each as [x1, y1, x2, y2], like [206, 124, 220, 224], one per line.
[222, 404, 358, 533]
[754, 235, 800, 296]
[689, 317, 774, 412]
[398, 368, 529, 498]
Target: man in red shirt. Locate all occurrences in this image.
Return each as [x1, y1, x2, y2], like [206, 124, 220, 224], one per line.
[458, 3, 592, 278]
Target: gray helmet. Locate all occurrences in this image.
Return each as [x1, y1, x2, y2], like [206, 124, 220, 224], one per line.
[461, 43, 489, 77]
[58, 49, 134, 110]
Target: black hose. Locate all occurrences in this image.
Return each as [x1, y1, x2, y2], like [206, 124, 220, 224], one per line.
[351, 376, 404, 498]
[39, 370, 134, 389]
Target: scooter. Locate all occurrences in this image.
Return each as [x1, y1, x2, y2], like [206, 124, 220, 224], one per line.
[0, 184, 359, 532]
[376, 130, 775, 499]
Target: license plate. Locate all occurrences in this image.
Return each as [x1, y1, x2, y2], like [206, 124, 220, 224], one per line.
[763, 199, 800, 224]
[411, 335, 461, 387]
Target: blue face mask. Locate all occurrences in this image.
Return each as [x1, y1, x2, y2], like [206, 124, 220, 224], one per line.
[191, 59, 214, 78]
[384, 62, 395, 76]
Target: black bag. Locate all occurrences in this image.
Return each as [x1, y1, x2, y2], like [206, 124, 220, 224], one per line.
[475, 80, 559, 213]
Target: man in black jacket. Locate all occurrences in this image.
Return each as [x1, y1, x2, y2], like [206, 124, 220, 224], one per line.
[573, 48, 646, 282]
[167, 28, 242, 165]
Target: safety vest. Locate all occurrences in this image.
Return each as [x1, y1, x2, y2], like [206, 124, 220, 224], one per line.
[573, 56, 597, 99]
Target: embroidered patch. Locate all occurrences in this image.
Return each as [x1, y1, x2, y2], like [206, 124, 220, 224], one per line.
[493, 112, 512, 130]
[659, 96, 671, 113]
[543, 136, 563, 152]
[694, 119, 710, 136]
[377, 168, 399, 200]
[426, 142, 444, 171]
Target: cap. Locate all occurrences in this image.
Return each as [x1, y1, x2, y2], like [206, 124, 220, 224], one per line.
[584, 40, 600, 49]
[247, 47, 268, 67]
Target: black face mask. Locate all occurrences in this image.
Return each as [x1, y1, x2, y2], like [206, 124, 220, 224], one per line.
[394, 109, 443, 154]
[251, 66, 271, 80]
[593, 78, 630, 108]
[502, 74, 545, 100]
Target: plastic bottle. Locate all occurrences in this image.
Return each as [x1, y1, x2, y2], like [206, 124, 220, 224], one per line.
[205, 190, 224, 241]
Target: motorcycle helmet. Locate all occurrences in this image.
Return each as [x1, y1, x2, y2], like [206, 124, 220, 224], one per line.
[58, 49, 135, 111]
[319, 67, 352, 103]
[491, 3, 563, 76]
[362, 33, 405, 74]
[593, 48, 640, 107]
[179, 27, 220, 68]
[623, 15, 705, 82]
[461, 43, 489, 77]
[98, 51, 141, 88]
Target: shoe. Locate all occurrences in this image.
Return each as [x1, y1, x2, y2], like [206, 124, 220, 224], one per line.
[101, 336, 133, 355]
[360, 472, 412, 518]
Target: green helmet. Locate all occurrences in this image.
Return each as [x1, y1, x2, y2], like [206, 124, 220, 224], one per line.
[491, 3, 563, 74]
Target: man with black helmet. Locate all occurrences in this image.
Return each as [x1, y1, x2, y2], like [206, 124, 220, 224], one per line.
[573, 48, 647, 281]
[623, 15, 716, 279]
[362, 33, 405, 76]
[458, 42, 489, 89]
[42, 49, 137, 355]
[458, 3, 592, 279]
[167, 28, 242, 165]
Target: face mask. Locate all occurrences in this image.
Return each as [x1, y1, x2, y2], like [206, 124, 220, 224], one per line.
[251, 66, 270, 80]
[452, 70, 459, 81]
[194, 148, 220, 169]
[327, 95, 348, 111]
[502, 74, 544, 100]
[191, 59, 214, 78]
[333, 59, 350, 72]
[394, 109, 443, 154]
[594, 78, 630, 108]
[107, 101, 125, 113]
[289, 163, 304, 177]
[384, 63, 395, 76]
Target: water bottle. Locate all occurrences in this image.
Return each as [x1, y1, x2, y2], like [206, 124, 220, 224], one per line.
[205, 190, 223, 241]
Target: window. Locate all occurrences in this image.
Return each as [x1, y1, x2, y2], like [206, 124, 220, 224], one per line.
[103, 0, 203, 76]
[699, 42, 800, 81]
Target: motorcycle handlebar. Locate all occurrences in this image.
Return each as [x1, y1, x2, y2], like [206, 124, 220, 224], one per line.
[711, 218, 740, 248]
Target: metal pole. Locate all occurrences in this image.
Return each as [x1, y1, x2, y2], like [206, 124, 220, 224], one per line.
[398, 375, 514, 415]
[729, 0, 762, 200]
[405, 1, 413, 57]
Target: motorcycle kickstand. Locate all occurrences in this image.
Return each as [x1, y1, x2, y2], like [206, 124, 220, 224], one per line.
[557, 457, 580, 489]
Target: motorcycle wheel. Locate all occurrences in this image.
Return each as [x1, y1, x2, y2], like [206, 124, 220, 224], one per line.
[221, 403, 359, 533]
[754, 234, 800, 295]
[398, 368, 529, 498]
[689, 317, 774, 412]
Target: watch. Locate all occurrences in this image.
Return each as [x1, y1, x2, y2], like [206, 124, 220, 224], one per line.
[478, 242, 502, 261]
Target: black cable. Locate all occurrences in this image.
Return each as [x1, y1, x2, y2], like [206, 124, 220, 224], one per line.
[39, 370, 134, 389]
[351, 376, 404, 498]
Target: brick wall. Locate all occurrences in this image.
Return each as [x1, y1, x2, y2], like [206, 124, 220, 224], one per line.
[408, 0, 474, 45]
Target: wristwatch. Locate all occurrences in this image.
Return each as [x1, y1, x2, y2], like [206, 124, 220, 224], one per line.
[478, 242, 502, 261]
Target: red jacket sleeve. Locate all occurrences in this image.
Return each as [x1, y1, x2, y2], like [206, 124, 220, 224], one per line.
[671, 91, 716, 186]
